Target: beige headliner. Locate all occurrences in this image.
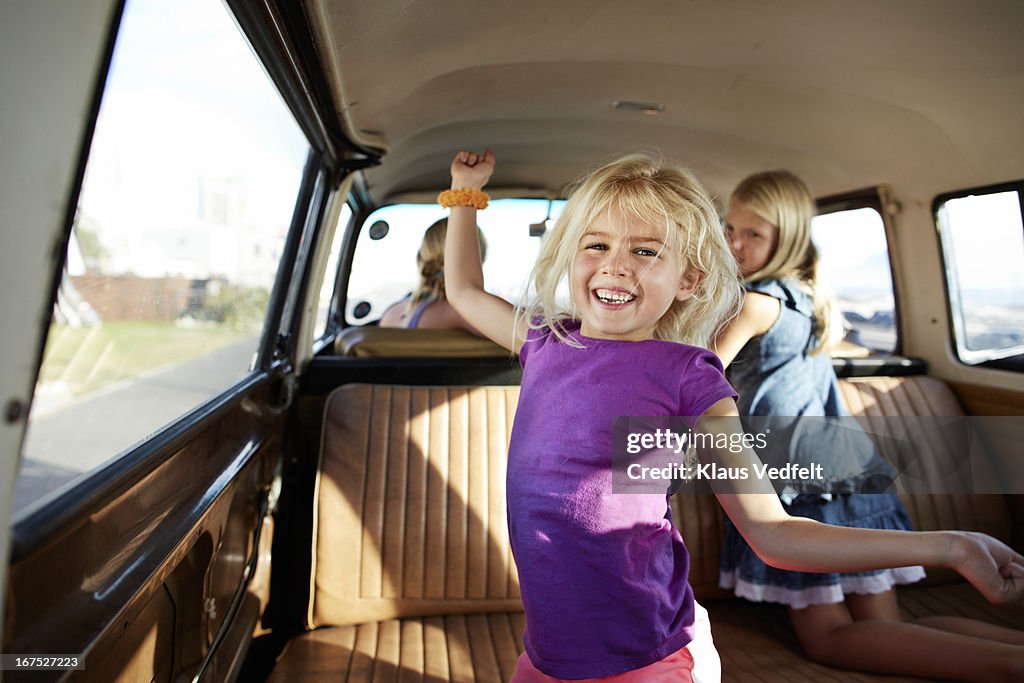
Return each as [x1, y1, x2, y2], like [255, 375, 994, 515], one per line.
[306, 0, 1024, 204]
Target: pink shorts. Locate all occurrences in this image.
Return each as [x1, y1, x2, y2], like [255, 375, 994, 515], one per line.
[510, 646, 694, 682]
[509, 602, 720, 683]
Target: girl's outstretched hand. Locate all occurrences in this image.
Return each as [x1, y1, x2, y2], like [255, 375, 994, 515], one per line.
[451, 149, 495, 190]
[950, 531, 1024, 604]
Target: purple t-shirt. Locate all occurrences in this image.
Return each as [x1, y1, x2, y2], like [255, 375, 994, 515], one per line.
[508, 320, 736, 678]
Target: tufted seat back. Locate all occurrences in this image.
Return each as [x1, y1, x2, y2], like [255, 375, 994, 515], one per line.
[309, 385, 522, 628]
[839, 376, 1012, 582]
[307, 376, 1014, 627]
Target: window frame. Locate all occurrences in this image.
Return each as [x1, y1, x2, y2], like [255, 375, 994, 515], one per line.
[258, 160, 329, 369]
[310, 196, 356, 355]
[815, 186, 904, 358]
[933, 178, 1024, 372]
[334, 174, 385, 333]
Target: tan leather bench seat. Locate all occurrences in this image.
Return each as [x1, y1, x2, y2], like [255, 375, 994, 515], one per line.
[268, 613, 526, 682]
[270, 378, 1022, 681]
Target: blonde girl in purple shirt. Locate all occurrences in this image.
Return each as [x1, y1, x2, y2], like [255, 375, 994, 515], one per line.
[441, 149, 1024, 682]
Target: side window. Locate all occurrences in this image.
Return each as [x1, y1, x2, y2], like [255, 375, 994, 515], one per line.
[17, 0, 309, 517]
[346, 199, 564, 324]
[936, 184, 1024, 365]
[811, 205, 897, 355]
[315, 203, 354, 337]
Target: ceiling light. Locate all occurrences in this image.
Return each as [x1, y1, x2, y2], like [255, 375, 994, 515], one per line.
[612, 100, 664, 115]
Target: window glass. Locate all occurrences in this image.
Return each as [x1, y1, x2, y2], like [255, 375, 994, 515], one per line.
[811, 207, 897, 355]
[346, 199, 564, 324]
[316, 203, 353, 336]
[936, 189, 1024, 363]
[17, 0, 309, 517]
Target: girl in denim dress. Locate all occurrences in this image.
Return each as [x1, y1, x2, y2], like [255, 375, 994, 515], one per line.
[716, 170, 1024, 680]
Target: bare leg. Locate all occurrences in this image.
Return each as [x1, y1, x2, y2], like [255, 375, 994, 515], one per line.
[914, 616, 1024, 646]
[788, 592, 1024, 683]
[846, 591, 1024, 646]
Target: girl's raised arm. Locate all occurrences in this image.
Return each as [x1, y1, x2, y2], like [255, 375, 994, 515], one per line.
[695, 397, 1024, 606]
[444, 150, 527, 353]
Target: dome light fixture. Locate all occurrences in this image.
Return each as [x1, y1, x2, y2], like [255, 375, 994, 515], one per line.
[611, 100, 664, 115]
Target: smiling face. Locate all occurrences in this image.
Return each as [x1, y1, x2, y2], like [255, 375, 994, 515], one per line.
[724, 199, 779, 278]
[571, 209, 700, 342]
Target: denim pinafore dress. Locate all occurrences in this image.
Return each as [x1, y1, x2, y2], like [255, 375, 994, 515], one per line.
[718, 277, 925, 608]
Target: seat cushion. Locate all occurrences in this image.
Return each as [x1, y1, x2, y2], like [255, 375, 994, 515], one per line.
[270, 612, 526, 682]
[273, 583, 1024, 682]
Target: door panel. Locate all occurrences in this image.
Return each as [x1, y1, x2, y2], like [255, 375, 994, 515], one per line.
[0, 0, 123, 649]
[6, 384, 282, 681]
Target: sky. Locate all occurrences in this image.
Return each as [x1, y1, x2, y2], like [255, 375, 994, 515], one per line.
[941, 191, 1024, 292]
[77, 0, 308, 280]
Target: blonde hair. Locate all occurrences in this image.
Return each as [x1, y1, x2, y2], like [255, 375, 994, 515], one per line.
[521, 153, 742, 348]
[408, 218, 487, 306]
[729, 170, 840, 353]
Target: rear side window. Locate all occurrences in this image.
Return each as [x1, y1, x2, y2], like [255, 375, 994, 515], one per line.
[812, 206, 897, 355]
[346, 199, 564, 325]
[17, 0, 309, 517]
[935, 183, 1024, 365]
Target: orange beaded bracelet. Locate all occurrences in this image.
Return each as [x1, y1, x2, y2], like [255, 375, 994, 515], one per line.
[438, 188, 489, 210]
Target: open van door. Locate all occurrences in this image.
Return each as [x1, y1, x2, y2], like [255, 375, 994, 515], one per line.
[0, 1, 371, 679]
[1, 0, 124, 666]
